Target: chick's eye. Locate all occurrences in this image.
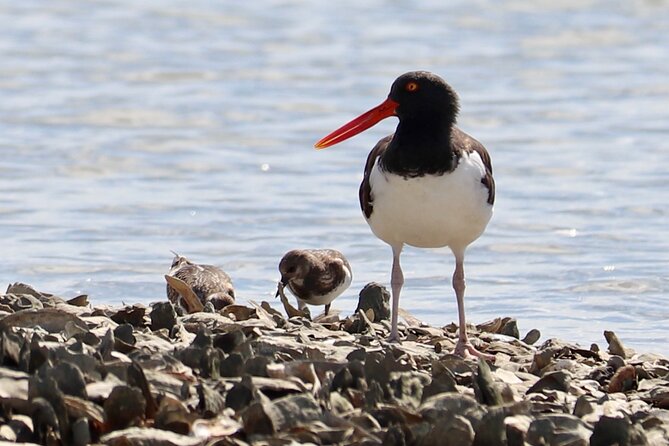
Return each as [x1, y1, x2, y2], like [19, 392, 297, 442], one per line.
[405, 82, 419, 92]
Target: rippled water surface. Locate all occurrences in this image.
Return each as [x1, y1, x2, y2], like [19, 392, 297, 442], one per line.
[1, 0, 668, 353]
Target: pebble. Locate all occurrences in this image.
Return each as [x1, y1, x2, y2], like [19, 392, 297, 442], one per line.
[0, 282, 667, 445]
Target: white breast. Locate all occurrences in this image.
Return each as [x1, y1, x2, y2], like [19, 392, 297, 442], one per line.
[366, 151, 493, 251]
[290, 261, 353, 306]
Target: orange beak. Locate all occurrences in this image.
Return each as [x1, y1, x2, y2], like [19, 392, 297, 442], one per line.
[314, 97, 399, 149]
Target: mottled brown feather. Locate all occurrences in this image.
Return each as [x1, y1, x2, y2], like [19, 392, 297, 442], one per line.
[284, 249, 351, 301]
[166, 255, 235, 308]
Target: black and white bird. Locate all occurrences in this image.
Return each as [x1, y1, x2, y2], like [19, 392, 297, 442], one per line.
[315, 71, 495, 359]
[276, 249, 352, 316]
[166, 253, 235, 312]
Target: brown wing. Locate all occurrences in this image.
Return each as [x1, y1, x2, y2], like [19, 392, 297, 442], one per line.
[171, 264, 234, 303]
[452, 127, 495, 205]
[299, 250, 351, 300]
[358, 135, 393, 219]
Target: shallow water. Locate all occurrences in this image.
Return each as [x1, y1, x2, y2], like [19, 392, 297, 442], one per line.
[1, 1, 668, 353]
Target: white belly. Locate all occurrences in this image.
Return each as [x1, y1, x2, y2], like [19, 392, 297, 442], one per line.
[366, 151, 493, 250]
[292, 263, 353, 306]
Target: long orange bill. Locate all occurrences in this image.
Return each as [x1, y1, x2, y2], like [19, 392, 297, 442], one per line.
[314, 97, 398, 149]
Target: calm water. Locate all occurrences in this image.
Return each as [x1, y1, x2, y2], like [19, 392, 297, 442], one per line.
[1, 1, 668, 353]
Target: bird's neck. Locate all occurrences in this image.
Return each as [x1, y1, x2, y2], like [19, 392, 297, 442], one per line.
[382, 116, 456, 176]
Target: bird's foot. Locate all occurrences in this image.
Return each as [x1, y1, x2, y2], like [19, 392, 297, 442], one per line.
[454, 340, 495, 362]
[387, 332, 402, 344]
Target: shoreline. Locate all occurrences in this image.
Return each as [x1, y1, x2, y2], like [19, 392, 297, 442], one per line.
[1, 282, 668, 445]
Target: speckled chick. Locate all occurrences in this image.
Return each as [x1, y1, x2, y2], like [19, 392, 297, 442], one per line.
[166, 253, 235, 311]
[276, 249, 352, 315]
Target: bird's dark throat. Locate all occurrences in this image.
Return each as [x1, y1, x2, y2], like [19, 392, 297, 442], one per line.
[380, 116, 456, 177]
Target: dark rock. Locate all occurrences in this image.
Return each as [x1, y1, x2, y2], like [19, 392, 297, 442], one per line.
[355, 282, 391, 322]
[225, 375, 254, 413]
[422, 368, 457, 401]
[365, 380, 386, 407]
[29, 373, 70, 439]
[531, 349, 555, 373]
[176, 325, 222, 376]
[66, 295, 89, 307]
[382, 423, 407, 446]
[80, 331, 100, 347]
[198, 383, 227, 417]
[420, 393, 486, 429]
[500, 318, 520, 339]
[220, 353, 244, 377]
[526, 414, 592, 446]
[98, 328, 115, 361]
[474, 358, 503, 406]
[113, 324, 136, 346]
[70, 417, 90, 446]
[213, 330, 245, 353]
[200, 348, 222, 379]
[6, 417, 33, 443]
[39, 361, 87, 399]
[61, 395, 105, 435]
[521, 329, 541, 345]
[242, 393, 321, 435]
[365, 350, 411, 388]
[526, 371, 571, 394]
[6, 282, 45, 298]
[604, 330, 628, 358]
[127, 361, 157, 419]
[330, 391, 354, 415]
[192, 324, 212, 348]
[154, 396, 191, 435]
[243, 355, 269, 377]
[347, 348, 367, 362]
[31, 397, 60, 444]
[389, 372, 427, 409]
[573, 395, 595, 418]
[608, 355, 626, 371]
[103, 385, 146, 430]
[419, 414, 474, 446]
[26, 333, 48, 373]
[473, 408, 507, 446]
[220, 305, 256, 322]
[591, 415, 649, 446]
[100, 427, 202, 446]
[505, 415, 533, 446]
[110, 305, 146, 327]
[370, 405, 419, 428]
[1, 330, 24, 366]
[150, 302, 177, 332]
[331, 365, 354, 393]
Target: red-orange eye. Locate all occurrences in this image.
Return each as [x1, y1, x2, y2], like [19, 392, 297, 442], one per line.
[405, 82, 419, 92]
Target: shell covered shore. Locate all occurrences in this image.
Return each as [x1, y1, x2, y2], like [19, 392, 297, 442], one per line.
[0, 282, 668, 446]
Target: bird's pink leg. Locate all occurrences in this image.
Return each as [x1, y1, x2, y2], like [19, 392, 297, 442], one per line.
[388, 244, 404, 342]
[452, 250, 494, 361]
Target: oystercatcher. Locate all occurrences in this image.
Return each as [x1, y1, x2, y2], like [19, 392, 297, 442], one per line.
[315, 71, 495, 359]
[276, 249, 352, 316]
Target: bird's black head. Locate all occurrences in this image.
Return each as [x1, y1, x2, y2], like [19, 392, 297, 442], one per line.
[314, 71, 460, 149]
[388, 71, 460, 124]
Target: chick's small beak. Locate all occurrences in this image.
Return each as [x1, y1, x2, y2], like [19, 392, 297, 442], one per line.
[275, 280, 285, 298]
